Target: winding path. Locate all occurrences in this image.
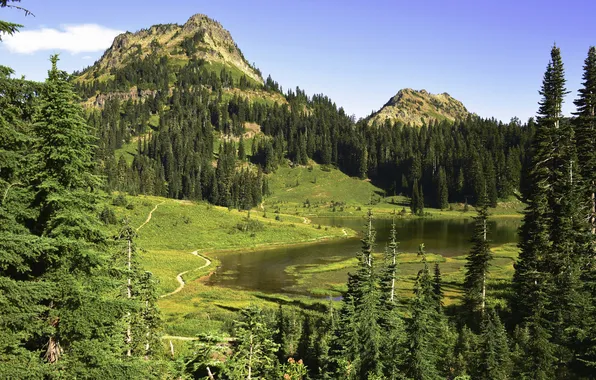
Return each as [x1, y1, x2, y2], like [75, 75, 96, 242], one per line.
[136, 201, 165, 232]
[135, 200, 213, 299]
[160, 251, 212, 298]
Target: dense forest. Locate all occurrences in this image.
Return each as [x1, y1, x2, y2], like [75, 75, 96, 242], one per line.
[2, 1, 596, 379]
[74, 48, 534, 211]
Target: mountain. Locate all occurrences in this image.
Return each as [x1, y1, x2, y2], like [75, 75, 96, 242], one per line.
[367, 88, 470, 127]
[77, 14, 263, 85]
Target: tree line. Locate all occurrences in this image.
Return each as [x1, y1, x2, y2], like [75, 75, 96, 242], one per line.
[77, 50, 533, 211]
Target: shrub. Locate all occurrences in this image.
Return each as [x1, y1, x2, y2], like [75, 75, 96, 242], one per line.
[112, 194, 127, 207]
[99, 206, 117, 225]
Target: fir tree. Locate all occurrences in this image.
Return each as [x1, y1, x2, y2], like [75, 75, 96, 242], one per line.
[437, 167, 449, 209]
[238, 135, 247, 161]
[405, 244, 441, 380]
[0, 64, 49, 378]
[31, 55, 130, 376]
[224, 306, 280, 379]
[476, 309, 512, 380]
[463, 192, 492, 323]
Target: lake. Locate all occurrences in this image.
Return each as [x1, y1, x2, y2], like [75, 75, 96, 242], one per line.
[208, 216, 521, 295]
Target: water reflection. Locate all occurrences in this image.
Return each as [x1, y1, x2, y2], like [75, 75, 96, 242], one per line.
[208, 217, 521, 294]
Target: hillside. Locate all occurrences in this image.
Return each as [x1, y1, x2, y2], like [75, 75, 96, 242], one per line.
[73, 14, 289, 108]
[78, 13, 262, 85]
[368, 88, 470, 127]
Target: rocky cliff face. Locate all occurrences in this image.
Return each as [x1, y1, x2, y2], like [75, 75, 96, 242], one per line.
[368, 88, 470, 127]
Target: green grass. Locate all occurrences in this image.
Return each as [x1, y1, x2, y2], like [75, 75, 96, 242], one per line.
[114, 140, 138, 165]
[282, 243, 519, 305]
[106, 194, 352, 336]
[123, 196, 348, 254]
[264, 162, 525, 219]
[267, 162, 382, 206]
[204, 61, 262, 88]
[140, 249, 215, 294]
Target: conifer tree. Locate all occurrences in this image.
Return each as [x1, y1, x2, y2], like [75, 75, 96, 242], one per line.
[464, 192, 492, 323]
[411, 179, 420, 215]
[571, 45, 596, 377]
[238, 135, 246, 161]
[437, 167, 449, 209]
[513, 45, 574, 321]
[0, 64, 49, 378]
[405, 244, 440, 380]
[225, 306, 280, 379]
[476, 309, 512, 380]
[31, 55, 128, 376]
[330, 210, 385, 379]
[380, 219, 399, 304]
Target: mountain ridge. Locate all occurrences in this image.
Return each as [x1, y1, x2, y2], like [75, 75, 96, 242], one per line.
[76, 13, 263, 85]
[367, 88, 470, 127]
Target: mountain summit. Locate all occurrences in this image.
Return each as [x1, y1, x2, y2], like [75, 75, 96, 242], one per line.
[368, 88, 469, 127]
[76, 13, 263, 85]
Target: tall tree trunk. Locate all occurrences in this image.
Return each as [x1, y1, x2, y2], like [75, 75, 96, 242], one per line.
[247, 333, 253, 380]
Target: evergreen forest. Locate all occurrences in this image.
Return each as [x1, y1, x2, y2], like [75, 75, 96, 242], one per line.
[2, 1, 596, 379]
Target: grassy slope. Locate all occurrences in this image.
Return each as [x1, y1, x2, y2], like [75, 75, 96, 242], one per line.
[265, 162, 525, 219]
[110, 194, 350, 336]
[106, 162, 523, 338]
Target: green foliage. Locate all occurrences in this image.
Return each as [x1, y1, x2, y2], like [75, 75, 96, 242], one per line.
[463, 194, 492, 325]
[224, 306, 280, 379]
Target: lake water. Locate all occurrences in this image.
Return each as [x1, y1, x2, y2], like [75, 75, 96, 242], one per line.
[207, 216, 521, 295]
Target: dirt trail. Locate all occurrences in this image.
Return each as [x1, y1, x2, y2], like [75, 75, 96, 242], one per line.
[160, 251, 212, 298]
[302, 217, 311, 224]
[136, 201, 165, 232]
[342, 228, 348, 236]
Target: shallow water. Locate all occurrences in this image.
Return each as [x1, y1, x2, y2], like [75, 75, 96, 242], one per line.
[208, 216, 521, 295]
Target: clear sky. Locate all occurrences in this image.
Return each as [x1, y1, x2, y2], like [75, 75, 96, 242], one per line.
[2, 0, 594, 122]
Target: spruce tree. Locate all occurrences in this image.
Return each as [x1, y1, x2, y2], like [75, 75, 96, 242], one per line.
[330, 210, 385, 379]
[463, 192, 492, 323]
[31, 56, 129, 376]
[0, 65, 49, 378]
[238, 135, 246, 161]
[405, 244, 440, 380]
[476, 309, 512, 380]
[224, 306, 280, 379]
[411, 179, 420, 215]
[513, 45, 574, 320]
[437, 167, 449, 209]
[571, 45, 596, 377]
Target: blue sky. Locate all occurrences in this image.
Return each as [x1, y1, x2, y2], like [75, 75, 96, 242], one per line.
[1, 0, 594, 121]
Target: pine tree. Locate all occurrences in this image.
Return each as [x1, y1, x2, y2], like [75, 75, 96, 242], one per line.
[437, 167, 449, 209]
[0, 65, 49, 378]
[411, 179, 420, 215]
[475, 309, 512, 380]
[224, 306, 280, 379]
[330, 210, 384, 379]
[571, 45, 596, 377]
[513, 45, 573, 321]
[463, 192, 492, 323]
[405, 244, 441, 380]
[238, 135, 247, 161]
[432, 263, 443, 312]
[380, 219, 399, 305]
[30, 56, 129, 376]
